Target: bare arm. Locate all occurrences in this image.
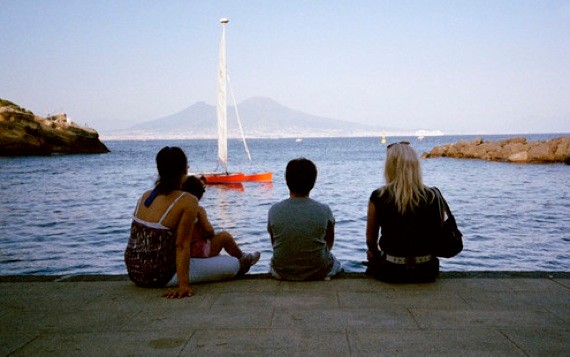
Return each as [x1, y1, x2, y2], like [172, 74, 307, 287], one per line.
[325, 221, 335, 251]
[366, 201, 381, 256]
[196, 207, 215, 238]
[165, 196, 198, 298]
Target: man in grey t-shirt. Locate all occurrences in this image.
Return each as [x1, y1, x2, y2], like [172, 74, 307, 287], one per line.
[267, 158, 342, 281]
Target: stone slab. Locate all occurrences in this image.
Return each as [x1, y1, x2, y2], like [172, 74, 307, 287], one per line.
[1, 273, 569, 356]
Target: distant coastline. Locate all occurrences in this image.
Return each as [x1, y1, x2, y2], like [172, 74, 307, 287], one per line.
[100, 97, 569, 141]
[99, 131, 570, 141]
[103, 97, 426, 140]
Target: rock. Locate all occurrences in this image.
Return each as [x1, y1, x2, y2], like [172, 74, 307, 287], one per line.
[498, 137, 527, 146]
[503, 142, 528, 156]
[528, 142, 554, 162]
[508, 151, 529, 162]
[553, 137, 570, 161]
[468, 137, 484, 145]
[423, 136, 570, 164]
[0, 99, 109, 156]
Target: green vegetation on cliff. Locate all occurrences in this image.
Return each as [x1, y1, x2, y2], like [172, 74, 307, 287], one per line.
[0, 98, 33, 115]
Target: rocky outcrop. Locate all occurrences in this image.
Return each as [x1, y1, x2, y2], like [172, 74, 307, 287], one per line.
[422, 136, 570, 164]
[0, 99, 109, 156]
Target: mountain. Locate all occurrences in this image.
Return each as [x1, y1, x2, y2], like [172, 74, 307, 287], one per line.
[125, 101, 218, 137]
[110, 97, 404, 139]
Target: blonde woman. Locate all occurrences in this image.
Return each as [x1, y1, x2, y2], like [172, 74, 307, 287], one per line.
[365, 142, 444, 283]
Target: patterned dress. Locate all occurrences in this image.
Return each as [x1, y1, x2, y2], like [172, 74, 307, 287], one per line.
[124, 193, 186, 287]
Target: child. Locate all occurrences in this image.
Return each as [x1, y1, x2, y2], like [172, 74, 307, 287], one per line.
[181, 176, 260, 270]
[267, 158, 342, 281]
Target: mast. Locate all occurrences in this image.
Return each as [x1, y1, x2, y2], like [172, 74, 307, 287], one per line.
[217, 18, 229, 172]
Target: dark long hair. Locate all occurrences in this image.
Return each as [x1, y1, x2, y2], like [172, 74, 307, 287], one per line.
[154, 146, 188, 194]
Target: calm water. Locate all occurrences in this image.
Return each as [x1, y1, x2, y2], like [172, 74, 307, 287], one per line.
[1, 134, 569, 276]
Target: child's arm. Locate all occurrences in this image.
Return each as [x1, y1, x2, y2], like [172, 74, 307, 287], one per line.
[196, 206, 215, 238]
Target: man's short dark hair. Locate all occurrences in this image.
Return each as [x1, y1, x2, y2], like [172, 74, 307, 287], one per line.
[285, 158, 317, 196]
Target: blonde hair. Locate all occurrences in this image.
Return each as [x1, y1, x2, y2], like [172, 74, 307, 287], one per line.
[382, 143, 430, 214]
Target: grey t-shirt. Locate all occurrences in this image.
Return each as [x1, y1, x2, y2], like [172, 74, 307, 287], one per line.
[268, 197, 335, 281]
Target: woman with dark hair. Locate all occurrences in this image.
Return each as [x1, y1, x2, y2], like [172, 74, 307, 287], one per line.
[365, 142, 445, 283]
[125, 147, 240, 298]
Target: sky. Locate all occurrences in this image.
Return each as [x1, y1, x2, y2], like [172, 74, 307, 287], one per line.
[1, 0, 569, 135]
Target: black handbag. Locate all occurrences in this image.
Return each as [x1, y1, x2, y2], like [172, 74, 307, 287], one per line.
[432, 187, 463, 258]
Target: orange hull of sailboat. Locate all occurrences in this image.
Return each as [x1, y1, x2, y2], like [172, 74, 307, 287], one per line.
[203, 173, 246, 184]
[202, 171, 272, 184]
[243, 172, 273, 182]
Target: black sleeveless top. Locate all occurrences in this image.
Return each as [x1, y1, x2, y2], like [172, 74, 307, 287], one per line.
[369, 187, 441, 257]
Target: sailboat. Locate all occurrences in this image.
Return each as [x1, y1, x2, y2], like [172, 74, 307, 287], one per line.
[202, 18, 272, 184]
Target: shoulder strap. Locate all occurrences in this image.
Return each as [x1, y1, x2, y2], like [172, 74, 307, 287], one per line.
[432, 187, 443, 220]
[158, 192, 187, 225]
[144, 186, 160, 207]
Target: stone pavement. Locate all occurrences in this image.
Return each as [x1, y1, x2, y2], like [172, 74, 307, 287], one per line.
[1, 272, 569, 356]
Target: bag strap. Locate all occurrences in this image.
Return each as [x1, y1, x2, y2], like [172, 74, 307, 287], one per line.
[432, 187, 454, 222]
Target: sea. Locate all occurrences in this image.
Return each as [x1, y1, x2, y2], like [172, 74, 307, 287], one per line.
[1, 134, 569, 276]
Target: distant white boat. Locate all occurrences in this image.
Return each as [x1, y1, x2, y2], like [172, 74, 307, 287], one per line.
[381, 131, 387, 144]
[415, 129, 444, 139]
[295, 138, 302, 143]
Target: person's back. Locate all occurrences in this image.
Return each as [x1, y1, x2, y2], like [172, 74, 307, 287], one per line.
[127, 189, 193, 287]
[269, 197, 335, 280]
[366, 142, 443, 283]
[268, 158, 342, 281]
[371, 187, 440, 257]
[125, 146, 198, 293]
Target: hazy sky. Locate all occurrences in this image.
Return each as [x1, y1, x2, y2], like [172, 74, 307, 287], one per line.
[2, 0, 569, 134]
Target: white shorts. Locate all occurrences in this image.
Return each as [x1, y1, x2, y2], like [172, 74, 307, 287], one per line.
[167, 255, 241, 286]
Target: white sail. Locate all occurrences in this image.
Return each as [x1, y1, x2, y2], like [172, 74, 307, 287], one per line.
[201, 18, 272, 184]
[216, 19, 228, 171]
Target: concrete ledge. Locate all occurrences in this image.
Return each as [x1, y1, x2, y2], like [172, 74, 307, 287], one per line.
[2, 271, 569, 283]
[1, 273, 569, 355]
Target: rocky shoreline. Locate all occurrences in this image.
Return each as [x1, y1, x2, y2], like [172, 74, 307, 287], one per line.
[0, 99, 109, 156]
[422, 136, 570, 164]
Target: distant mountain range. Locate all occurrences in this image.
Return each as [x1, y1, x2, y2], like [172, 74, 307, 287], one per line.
[108, 97, 413, 139]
